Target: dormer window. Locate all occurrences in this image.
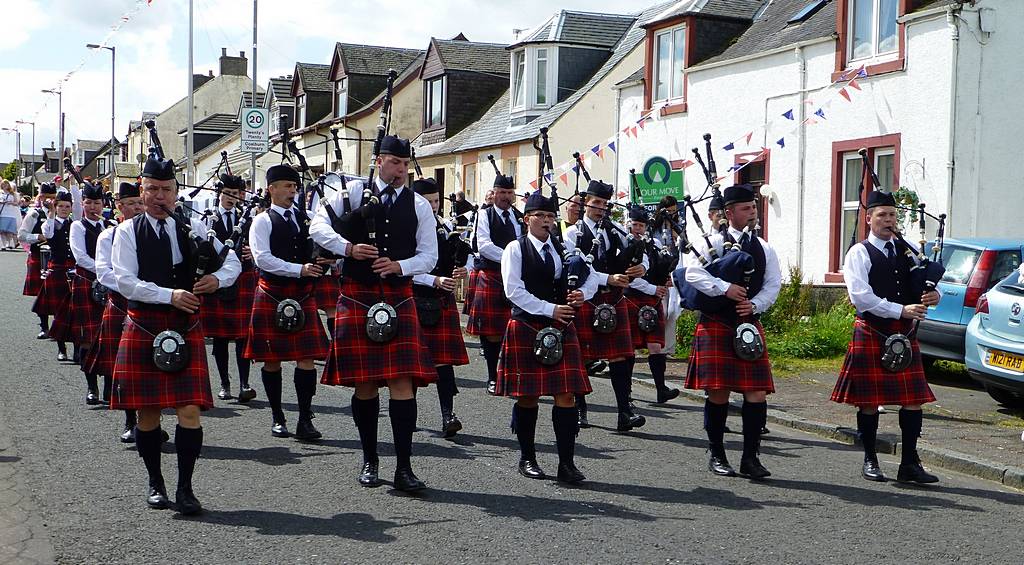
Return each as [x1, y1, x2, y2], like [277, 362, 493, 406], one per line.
[510, 46, 556, 113]
[849, 0, 898, 61]
[424, 75, 446, 128]
[653, 24, 685, 103]
[335, 78, 348, 118]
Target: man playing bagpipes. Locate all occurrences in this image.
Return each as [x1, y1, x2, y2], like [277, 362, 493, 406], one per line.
[33, 189, 76, 362]
[19, 183, 58, 338]
[682, 184, 781, 480]
[110, 154, 240, 515]
[245, 164, 331, 441]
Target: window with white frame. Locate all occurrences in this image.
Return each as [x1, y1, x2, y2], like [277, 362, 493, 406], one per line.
[97, 158, 106, 176]
[296, 94, 306, 127]
[534, 49, 548, 106]
[511, 46, 556, 112]
[424, 76, 445, 128]
[504, 158, 517, 179]
[653, 25, 686, 102]
[463, 162, 477, 199]
[512, 50, 527, 109]
[335, 78, 348, 117]
[839, 147, 895, 265]
[849, 0, 898, 61]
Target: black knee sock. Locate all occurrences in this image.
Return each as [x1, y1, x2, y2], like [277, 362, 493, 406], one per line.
[351, 396, 379, 464]
[174, 425, 203, 491]
[512, 404, 538, 461]
[435, 365, 456, 416]
[57, 341, 67, 356]
[84, 371, 98, 393]
[705, 400, 729, 449]
[235, 340, 251, 387]
[102, 375, 112, 401]
[293, 367, 317, 420]
[626, 356, 636, 399]
[899, 408, 923, 465]
[124, 410, 137, 430]
[648, 354, 668, 391]
[135, 427, 164, 486]
[481, 339, 501, 384]
[857, 411, 880, 461]
[325, 317, 335, 338]
[211, 338, 230, 387]
[575, 394, 587, 415]
[261, 368, 285, 424]
[741, 401, 767, 460]
[552, 405, 578, 467]
[38, 314, 48, 332]
[389, 398, 417, 471]
[609, 360, 631, 412]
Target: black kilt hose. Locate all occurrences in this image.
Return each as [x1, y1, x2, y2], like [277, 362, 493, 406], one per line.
[200, 268, 258, 339]
[23, 252, 43, 296]
[243, 275, 329, 363]
[496, 318, 591, 398]
[831, 317, 936, 407]
[466, 267, 511, 337]
[70, 268, 104, 347]
[84, 292, 127, 377]
[415, 287, 470, 367]
[110, 305, 213, 411]
[624, 290, 667, 349]
[321, 278, 436, 388]
[575, 287, 635, 362]
[684, 315, 774, 393]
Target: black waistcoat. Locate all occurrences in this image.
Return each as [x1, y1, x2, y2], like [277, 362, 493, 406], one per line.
[213, 208, 255, 271]
[48, 218, 73, 264]
[861, 239, 914, 325]
[575, 219, 622, 276]
[264, 207, 313, 284]
[431, 221, 455, 279]
[81, 219, 103, 259]
[724, 231, 766, 298]
[132, 214, 192, 291]
[473, 205, 522, 270]
[512, 235, 567, 324]
[339, 185, 418, 284]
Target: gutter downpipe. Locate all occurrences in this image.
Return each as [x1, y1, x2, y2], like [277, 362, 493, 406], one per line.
[945, 5, 960, 236]
[614, 86, 622, 196]
[795, 45, 807, 273]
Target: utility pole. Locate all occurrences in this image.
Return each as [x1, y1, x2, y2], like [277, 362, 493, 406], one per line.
[251, 0, 258, 184]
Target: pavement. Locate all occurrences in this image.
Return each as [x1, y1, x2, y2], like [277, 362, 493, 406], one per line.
[1, 249, 1023, 564]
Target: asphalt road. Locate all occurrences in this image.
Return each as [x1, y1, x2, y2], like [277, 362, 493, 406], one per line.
[1, 250, 1022, 564]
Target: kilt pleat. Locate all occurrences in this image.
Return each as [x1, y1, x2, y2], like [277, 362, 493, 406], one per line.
[684, 316, 774, 393]
[575, 289, 635, 362]
[831, 317, 936, 407]
[243, 276, 329, 363]
[85, 292, 127, 376]
[200, 268, 258, 339]
[110, 305, 213, 410]
[462, 267, 478, 315]
[624, 290, 667, 349]
[496, 319, 591, 397]
[70, 269, 104, 347]
[32, 260, 74, 316]
[418, 290, 469, 367]
[314, 270, 341, 312]
[321, 278, 436, 387]
[466, 268, 511, 337]
[23, 253, 42, 296]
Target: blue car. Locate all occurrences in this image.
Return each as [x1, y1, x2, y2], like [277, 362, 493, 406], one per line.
[965, 268, 1024, 408]
[917, 238, 1024, 368]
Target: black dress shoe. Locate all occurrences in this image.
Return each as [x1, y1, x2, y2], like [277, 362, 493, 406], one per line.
[57, 352, 68, 362]
[175, 487, 203, 515]
[517, 459, 546, 479]
[271, 422, 291, 438]
[358, 461, 383, 487]
[577, 410, 590, 429]
[85, 391, 101, 405]
[656, 387, 680, 404]
[761, 426, 770, 435]
[160, 429, 170, 443]
[616, 411, 646, 432]
[556, 462, 585, 484]
[36, 331, 48, 340]
[120, 426, 136, 444]
[394, 468, 426, 492]
[237, 386, 257, 403]
[585, 359, 608, 375]
[486, 381, 497, 395]
[294, 418, 322, 441]
[862, 458, 887, 482]
[896, 462, 939, 484]
[146, 482, 169, 509]
[708, 450, 737, 477]
[442, 413, 463, 438]
[740, 457, 772, 480]
[217, 387, 232, 400]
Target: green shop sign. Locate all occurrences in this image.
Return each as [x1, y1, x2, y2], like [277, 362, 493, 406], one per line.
[630, 156, 685, 205]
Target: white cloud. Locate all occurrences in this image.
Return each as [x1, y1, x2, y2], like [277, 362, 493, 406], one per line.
[0, 1, 46, 52]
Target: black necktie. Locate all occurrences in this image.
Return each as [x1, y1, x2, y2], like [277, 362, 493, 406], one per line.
[382, 187, 396, 209]
[502, 210, 512, 228]
[224, 211, 233, 233]
[542, 242, 556, 279]
[283, 210, 298, 236]
[884, 241, 895, 260]
[156, 218, 172, 259]
[739, 231, 751, 251]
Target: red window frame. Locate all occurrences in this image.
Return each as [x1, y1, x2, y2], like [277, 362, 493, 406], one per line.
[733, 150, 770, 240]
[832, 0, 909, 81]
[643, 15, 694, 116]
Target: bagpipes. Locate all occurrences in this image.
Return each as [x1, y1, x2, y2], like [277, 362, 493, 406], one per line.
[571, 151, 646, 276]
[628, 169, 677, 286]
[413, 148, 471, 276]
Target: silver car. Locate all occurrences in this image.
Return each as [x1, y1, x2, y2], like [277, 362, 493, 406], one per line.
[964, 267, 1024, 408]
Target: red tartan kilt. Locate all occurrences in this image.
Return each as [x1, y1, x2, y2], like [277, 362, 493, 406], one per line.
[684, 316, 774, 393]
[32, 260, 73, 316]
[110, 305, 213, 411]
[462, 268, 478, 315]
[466, 268, 511, 336]
[23, 253, 42, 296]
[418, 291, 470, 366]
[85, 293, 127, 376]
[496, 319, 591, 398]
[314, 271, 341, 312]
[831, 317, 936, 406]
[321, 278, 436, 387]
[70, 269, 103, 346]
[575, 290, 635, 362]
[200, 269, 258, 339]
[243, 276, 329, 363]
[625, 291, 667, 349]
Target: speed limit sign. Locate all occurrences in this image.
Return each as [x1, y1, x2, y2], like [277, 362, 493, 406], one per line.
[240, 107, 269, 153]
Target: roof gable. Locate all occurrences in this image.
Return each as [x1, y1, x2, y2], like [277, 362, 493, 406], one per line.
[331, 43, 423, 79]
[430, 38, 510, 74]
[514, 10, 636, 48]
[292, 62, 332, 96]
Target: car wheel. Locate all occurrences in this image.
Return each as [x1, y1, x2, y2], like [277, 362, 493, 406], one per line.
[984, 385, 1024, 409]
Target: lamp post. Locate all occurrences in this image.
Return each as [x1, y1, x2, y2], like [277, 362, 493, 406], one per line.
[41, 88, 62, 171]
[15, 120, 35, 192]
[87, 44, 116, 176]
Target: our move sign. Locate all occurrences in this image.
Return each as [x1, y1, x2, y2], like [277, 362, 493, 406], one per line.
[631, 156, 685, 206]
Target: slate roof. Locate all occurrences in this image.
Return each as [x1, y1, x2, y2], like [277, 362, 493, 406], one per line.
[295, 62, 332, 93]
[128, 112, 159, 133]
[615, 67, 645, 87]
[76, 139, 107, 152]
[268, 76, 294, 102]
[696, 0, 836, 66]
[240, 91, 267, 108]
[432, 39, 509, 74]
[645, 0, 764, 26]
[177, 113, 238, 135]
[513, 10, 636, 49]
[19, 154, 44, 165]
[335, 43, 423, 76]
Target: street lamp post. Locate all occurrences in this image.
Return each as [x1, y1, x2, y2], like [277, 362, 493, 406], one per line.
[87, 44, 116, 178]
[41, 88, 62, 172]
[15, 120, 35, 193]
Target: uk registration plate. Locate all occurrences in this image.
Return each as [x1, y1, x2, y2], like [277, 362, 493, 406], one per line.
[987, 350, 1024, 373]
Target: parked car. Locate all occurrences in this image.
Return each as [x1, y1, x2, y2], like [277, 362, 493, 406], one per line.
[964, 269, 1024, 408]
[917, 238, 1023, 367]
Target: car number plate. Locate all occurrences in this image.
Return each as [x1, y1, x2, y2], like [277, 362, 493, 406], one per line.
[987, 350, 1024, 373]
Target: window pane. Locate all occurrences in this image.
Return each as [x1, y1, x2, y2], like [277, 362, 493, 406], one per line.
[535, 49, 547, 105]
[939, 247, 981, 285]
[841, 208, 861, 261]
[877, 0, 898, 53]
[655, 33, 670, 101]
[843, 155, 862, 202]
[672, 28, 685, 99]
[512, 52, 526, 108]
[851, 0, 873, 59]
[875, 152, 894, 193]
[429, 78, 444, 126]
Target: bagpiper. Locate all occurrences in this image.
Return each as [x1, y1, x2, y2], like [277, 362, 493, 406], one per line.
[19, 183, 58, 338]
[33, 189, 75, 361]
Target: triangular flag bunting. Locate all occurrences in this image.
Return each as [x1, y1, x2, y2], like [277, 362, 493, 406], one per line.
[745, 131, 753, 145]
[782, 110, 795, 120]
[559, 172, 568, 185]
[839, 88, 851, 102]
[529, 179, 538, 189]
[608, 141, 616, 153]
[723, 142, 735, 151]
[630, 126, 638, 137]
[848, 79, 861, 91]
[681, 159, 694, 169]
[571, 165, 579, 175]
[596, 147, 605, 160]
[857, 67, 868, 78]
[776, 138, 786, 148]
[591, 144, 601, 156]
[814, 108, 826, 119]
[806, 118, 818, 125]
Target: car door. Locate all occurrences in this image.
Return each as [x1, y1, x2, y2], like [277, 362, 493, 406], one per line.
[929, 243, 980, 324]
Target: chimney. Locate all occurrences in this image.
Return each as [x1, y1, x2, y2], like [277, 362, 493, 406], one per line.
[219, 47, 248, 77]
[192, 73, 214, 91]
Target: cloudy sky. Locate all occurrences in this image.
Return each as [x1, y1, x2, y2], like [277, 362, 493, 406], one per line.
[1, 0, 652, 160]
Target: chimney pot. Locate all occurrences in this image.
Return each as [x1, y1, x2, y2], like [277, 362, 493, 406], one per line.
[239, 51, 245, 57]
[221, 47, 227, 56]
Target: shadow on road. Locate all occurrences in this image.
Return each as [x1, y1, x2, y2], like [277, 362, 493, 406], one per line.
[762, 478, 1022, 511]
[185, 509, 440, 542]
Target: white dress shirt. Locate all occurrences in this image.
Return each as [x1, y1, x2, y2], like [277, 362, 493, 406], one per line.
[42, 216, 71, 239]
[18, 208, 46, 244]
[70, 218, 105, 273]
[250, 203, 306, 278]
[94, 225, 119, 290]
[309, 177, 438, 277]
[564, 216, 648, 287]
[475, 204, 523, 263]
[841, 232, 921, 320]
[111, 213, 240, 304]
[683, 225, 782, 315]
[501, 232, 599, 318]
[629, 237, 662, 296]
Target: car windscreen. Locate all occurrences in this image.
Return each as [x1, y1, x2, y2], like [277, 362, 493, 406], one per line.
[940, 245, 981, 285]
[997, 270, 1024, 295]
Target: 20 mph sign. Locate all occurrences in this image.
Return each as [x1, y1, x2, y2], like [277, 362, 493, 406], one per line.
[240, 108, 269, 153]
